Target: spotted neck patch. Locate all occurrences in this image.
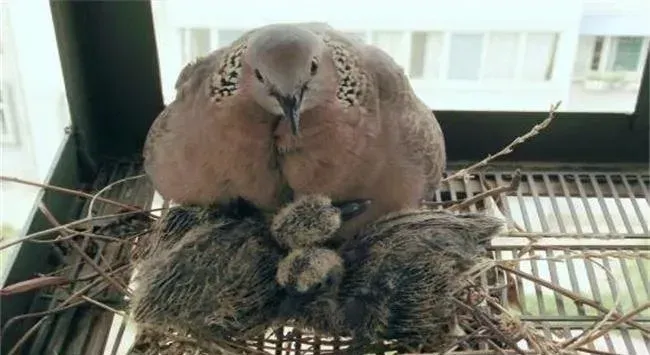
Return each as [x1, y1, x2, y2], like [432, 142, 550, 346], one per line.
[208, 42, 247, 103]
[322, 36, 367, 108]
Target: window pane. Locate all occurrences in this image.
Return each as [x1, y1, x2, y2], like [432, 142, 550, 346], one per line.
[180, 27, 210, 63]
[343, 31, 367, 43]
[410, 32, 443, 80]
[522, 33, 557, 81]
[483, 32, 519, 80]
[591, 36, 604, 71]
[0, 1, 71, 282]
[218, 30, 246, 48]
[610, 36, 643, 71]
[152, 1, 649, 112]
[447, 33, 483, 80]
[371, 31, 407, 69]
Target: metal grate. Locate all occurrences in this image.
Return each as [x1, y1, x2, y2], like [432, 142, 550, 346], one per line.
[13, 163, 648, 355]
[21, 160, 154, 355]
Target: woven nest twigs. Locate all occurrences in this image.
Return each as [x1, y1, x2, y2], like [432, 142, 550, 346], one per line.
[2, 101, 647, 354]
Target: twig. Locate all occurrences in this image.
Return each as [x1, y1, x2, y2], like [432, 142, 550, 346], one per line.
[0, 175, 141, 212]
[4, 271, 115, 355]
[87, 174, 146, 219]
[38, 203, 132, 297]
[81, 295, 126, 316]
[0, 276, 69, 296]
[565, 301, 650, 350]
[442, 101, 561, 182]
[498, 265, 649, 334]
[0, 209, 157, 251]
[446, 170, 522, 212]
[452, 299, 526, 355]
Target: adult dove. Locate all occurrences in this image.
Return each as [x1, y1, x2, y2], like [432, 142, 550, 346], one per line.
[143, 23, 446, 239]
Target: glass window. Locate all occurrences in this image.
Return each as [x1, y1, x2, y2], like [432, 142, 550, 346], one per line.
[150, 2, 649, 112]
[180, 27, 211, 63]
[610, 36, 644, 72]
[0, 1, 71, 282]
[343, 31, 367, 43]
[521, 33, 557, 81]
[371, 31, 408, 69]
[591, 36, 605, 70]
[447, 33, 483, 80]
[409, 32, 443, 80]
[483, 32, 519, 80]
[218, 29, 246, 48]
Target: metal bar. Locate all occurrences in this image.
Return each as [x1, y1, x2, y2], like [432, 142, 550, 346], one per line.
[526, 174, 553, 316]
[617, 328, 637, 355]
[617, 251, 640, 309]
[636, 174, 650, 205]
[574, 174, 601, 233]
[462, 176, 478, 213]
[589, 174, 617, 234]
[600, 255, 624, 314]
[620, 175, 649, 234]
[605, 175, 634, 234]
[515, 175, 534, 231]
[558, 175, 584, 234]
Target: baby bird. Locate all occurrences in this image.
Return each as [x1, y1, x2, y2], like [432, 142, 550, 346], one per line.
[338, 209, 504, 351]
[130, 195, 370, 344]
[270, 194, 370, 250]
[271, 195, 504, 352]
[275, 247, 346, 335]
[130, 199, 284, 342]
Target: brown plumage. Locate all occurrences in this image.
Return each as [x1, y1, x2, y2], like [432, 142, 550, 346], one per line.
[130, 199, 284, 342]
[143, 22, 446, 241]
[270, 195, 503, 352]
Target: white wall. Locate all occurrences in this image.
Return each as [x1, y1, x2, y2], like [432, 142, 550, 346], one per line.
[153, 0, 590, 111]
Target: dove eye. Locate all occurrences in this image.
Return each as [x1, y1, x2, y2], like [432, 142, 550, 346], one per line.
[254, 69, 264, 83]
[310, 59, 319, 76]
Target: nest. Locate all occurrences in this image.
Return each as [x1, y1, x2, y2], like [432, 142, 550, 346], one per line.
[2, 101, 648, 355]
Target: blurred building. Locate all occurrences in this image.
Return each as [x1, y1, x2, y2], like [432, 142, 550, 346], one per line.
[151, 0, 650, 112]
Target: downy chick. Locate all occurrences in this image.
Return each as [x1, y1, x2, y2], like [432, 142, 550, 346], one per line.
[270, 195, 503, 352]
[130, 199, 283, 342]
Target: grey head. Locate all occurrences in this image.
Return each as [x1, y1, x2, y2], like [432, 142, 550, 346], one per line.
[244, 24, 334, 135]
[276, 247, 344, 294]
[276, 247, 344, 318]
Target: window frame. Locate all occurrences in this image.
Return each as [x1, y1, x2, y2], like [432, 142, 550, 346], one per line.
[1, 2, 648, 352]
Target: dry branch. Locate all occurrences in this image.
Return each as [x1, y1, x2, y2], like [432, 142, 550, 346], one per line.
[446, 170, 522, 212]
[0, 175, 141, 212]
[442, 101, 561, 183]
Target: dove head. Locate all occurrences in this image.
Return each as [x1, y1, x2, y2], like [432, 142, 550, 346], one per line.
[245, 25, 332, 135]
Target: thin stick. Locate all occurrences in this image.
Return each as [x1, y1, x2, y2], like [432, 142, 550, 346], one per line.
[4, 272, 115, 355]
[87, 174, 146, 219]
[38, 203, 132, 296]
[442, 101, 561, 182]
[566, 301, 650, 350]
[0, 175, 140, 212]
[498, 265, 649, 334]
[447, 170, 522, 212]
[0, 209, 158, 251]
[80, 295, 126, 316]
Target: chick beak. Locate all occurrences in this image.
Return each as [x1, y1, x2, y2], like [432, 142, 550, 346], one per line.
[277, 95, 301, 136]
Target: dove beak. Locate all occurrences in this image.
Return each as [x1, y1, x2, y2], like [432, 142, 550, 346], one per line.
[277, 95, 301, 136]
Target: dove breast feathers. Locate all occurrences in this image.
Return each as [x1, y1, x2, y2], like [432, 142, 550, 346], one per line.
[142, 23, 446, 236]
